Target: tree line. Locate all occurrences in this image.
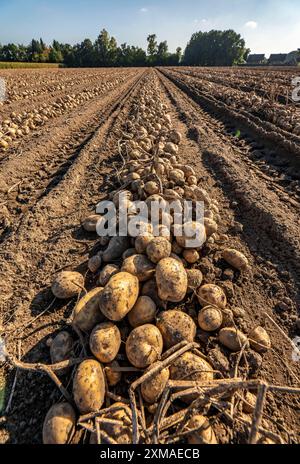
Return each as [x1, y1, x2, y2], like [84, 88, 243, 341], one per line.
[0, 29, 249, 67]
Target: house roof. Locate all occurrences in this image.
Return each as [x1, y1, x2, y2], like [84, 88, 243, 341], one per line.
[247, 54, 266, 63]
[269, 54, 288, 62]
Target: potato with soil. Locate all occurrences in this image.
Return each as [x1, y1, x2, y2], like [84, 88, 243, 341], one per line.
[128, 296, 157, 328]
[99, 272, 139, 321]
[186, 415, 217, 445]
[157, 310, 196, 349]
[135, 233, 154, 254]
[126, 324, 163, 369]
[249, 326, 271, 353]
[219, 327, 248, 352]
[104, 361, 122, 387]
[89, 322, 121, 363]
[98, 264, 119, 287]
[222, 248, 249, 272]
[121, 254, 155, 282]
[197, 284, 227, 309]
[90, 403, 132, 444]
[43, 402, 76, 444]
[50, 331, 74, 365]
[73, 359, 105, 414]
[141, 279, 165, 308]
[175, 221, 206, 249]
[156, 257, 188, 303]
[146, 237, 172, 264]
[186, 269, 203, 293]
[102, 236, 131, 263]
[198, 306, 223, 332]
[183, 249, 200, 264]
[82, 214, 102, 232]
[141, 368, 170, 404]
[52, 271, 84, 299]
[72, 287, 104, 332]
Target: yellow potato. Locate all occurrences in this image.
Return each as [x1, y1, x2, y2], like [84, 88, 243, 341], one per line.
[141, 368, 170, 404]
[183, 249, 200, 264]
[90, 403, 132, 444]
[43, 402, 76, 444]
[72, 287, 104, 332]
[186, 415, 218, 445]
[51, 271, 84, 299]
[198, 306, 223, 332]
[175, 221, 206, 249]
[135, 234, 154, 254]
[249, 326, 271, 353]
[222, 248, 249, 272]
[197, 284, 227, 309]
[219, 327, 248, 352]
[82, 214, 102, 232]
[121, 254, 155, 282]
[99, 272, 139, 321]
[89, 322, 121, 363]
[146, 237, 172, 264]
[128, 296, 157, 328]
[98, 264, 119, 287]
[126, 324, 163, 368]
[204, 218, 218, 238]
[157, 310, 196, 349]
[156, 257, 188, 303]
[186, 269, 203, 293]
[104, 361, 122, 387]
[50, 331, 74, 365]
[73, 360, 105, 414]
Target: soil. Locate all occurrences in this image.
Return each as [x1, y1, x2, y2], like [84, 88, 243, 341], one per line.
[0, 67, 299, 444]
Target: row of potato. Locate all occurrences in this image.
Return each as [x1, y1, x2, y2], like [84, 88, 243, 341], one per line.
[42, 73, 272, 445]
[0, 72, 132, 150]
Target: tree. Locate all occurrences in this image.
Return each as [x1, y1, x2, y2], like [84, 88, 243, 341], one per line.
[147, 34, 158, 64]
[95, 29, 111, 66]
[184, 29, 248, 66]
[156, 41, 168, 65]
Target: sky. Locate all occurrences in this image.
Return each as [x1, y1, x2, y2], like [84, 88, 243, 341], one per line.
[0, 0, 299, 56]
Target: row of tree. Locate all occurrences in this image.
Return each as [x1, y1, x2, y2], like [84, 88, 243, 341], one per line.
[0, 29, 249, 67]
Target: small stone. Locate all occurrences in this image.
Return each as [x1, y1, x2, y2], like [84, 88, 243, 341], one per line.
[223, 268, 235, 281]
[220, 281, 235, 299]
[231, 307, 246, 319]
[207, 347, 230, 374]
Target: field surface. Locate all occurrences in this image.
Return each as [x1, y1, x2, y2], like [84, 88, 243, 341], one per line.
[0, 67, 299, 444]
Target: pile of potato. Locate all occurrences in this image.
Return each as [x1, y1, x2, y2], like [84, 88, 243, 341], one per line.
[43, 75, 272, 445]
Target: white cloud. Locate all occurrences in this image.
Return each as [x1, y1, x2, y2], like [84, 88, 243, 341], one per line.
[140, 7, 148, 13]
[194, 19, 208, 24]
[245, 21, 258, 29]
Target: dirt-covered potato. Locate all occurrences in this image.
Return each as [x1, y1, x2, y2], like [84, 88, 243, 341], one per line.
[141, 368, 170, 404]
[249, 326, 271, 353]
[222, 249, 249, 272]
[135, 233, 154, 254]
[156, 310, 196, 349]
[126, 324, 163, 368]
[198, 306, 223, 332]
[175, 221, 206, 249]
[186, 415, 218, 445]
[128, 296, 156, 328]
[204, 218, 218, 238]
[89, 322, 121, 363]
[144, 181, 160, 195]
[122, 248, 137, 260]
[50, 331, 74, 365]
[243, 392, 257, 414]
[88, 253, 102, 274]
[72, 287, 104, 332]
[73, 360, 105, 414]
[104, 361, 122, 387]
[219, 327, 248, 352]
[90, 403, 132, 444]
[197, 284, 227, 309]
[98, 264, 119, 287]
[146, 237, 172, 264]
[102, 236, 131, 263]
[186, 269, 203, 293]
[183, 249, 200, 264]
[141, 279, 165, 308]
[99, 272, 139, 321]
[121, 254, 155, 282]
[156, 257, 188, 303]
[170, 352, 214, 402]
[172, 241, 183, 255]
[82, 214, 102, 232]
[43, 402, 76, 444]
[51, 271, 84, 299]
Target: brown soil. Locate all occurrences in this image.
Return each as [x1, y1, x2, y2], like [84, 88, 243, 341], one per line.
[0, 68, 299, 444]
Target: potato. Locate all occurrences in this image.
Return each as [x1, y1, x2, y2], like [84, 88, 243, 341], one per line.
[186, 269, 203, 293]
[187, 176, 197, 186]
[88, 253, 102, 273]
[156, 257, 188, 303]
[102, 236, 131, 263]
[169, 169, 185, 186]
[141, 279, 165, 308]
[219, 327, 248, 352]
[98, 265, 119, 287]
[175, 221, 206, 249]
[128, 219, 153, 237]
[122, 248, 137, 260]
[135, 234, 154, 254]
[128, 296, 156, 328]
[169, 130, 182, 145]
[172, 241, 183, 255]
[121, 254, 155, 282]
[82, 214, 102, 232]
[222, 249, 249, 272]
[144, 181, 159, 195]
[249, 326, 271, 353]
[104, 361, 122, 387]
[73, 287, 104, 332]
[170, 352, 214, 402]
[99, 272, 139, 321]
[204, 218, 218, 238]
[243, 392, 257, 414]
[186, 415, 217, 445]
[197, 284, 227, 309]
[141, 368, 170, 404]
[43, 403, 76, 444]
[146, 237, 172, 264]
[198, 306, 223, 332]
[73, 360, 105, 414]
[50, 331, 73, 365]
[126, 324, 163, 368]
[90, 403, 132, 444]
[90, 322, 121, 363]
[157, 310, 196, 349]
[183, 249, 200, 264]
[51, 271, 84, 299]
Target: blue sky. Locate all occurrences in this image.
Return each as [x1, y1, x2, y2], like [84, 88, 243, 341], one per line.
[0, 0, 299, 56]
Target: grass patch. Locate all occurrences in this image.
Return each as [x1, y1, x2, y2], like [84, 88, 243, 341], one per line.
[0, 62, 63, 69]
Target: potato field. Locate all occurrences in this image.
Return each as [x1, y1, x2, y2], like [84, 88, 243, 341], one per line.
[0, 66, 299, 445]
